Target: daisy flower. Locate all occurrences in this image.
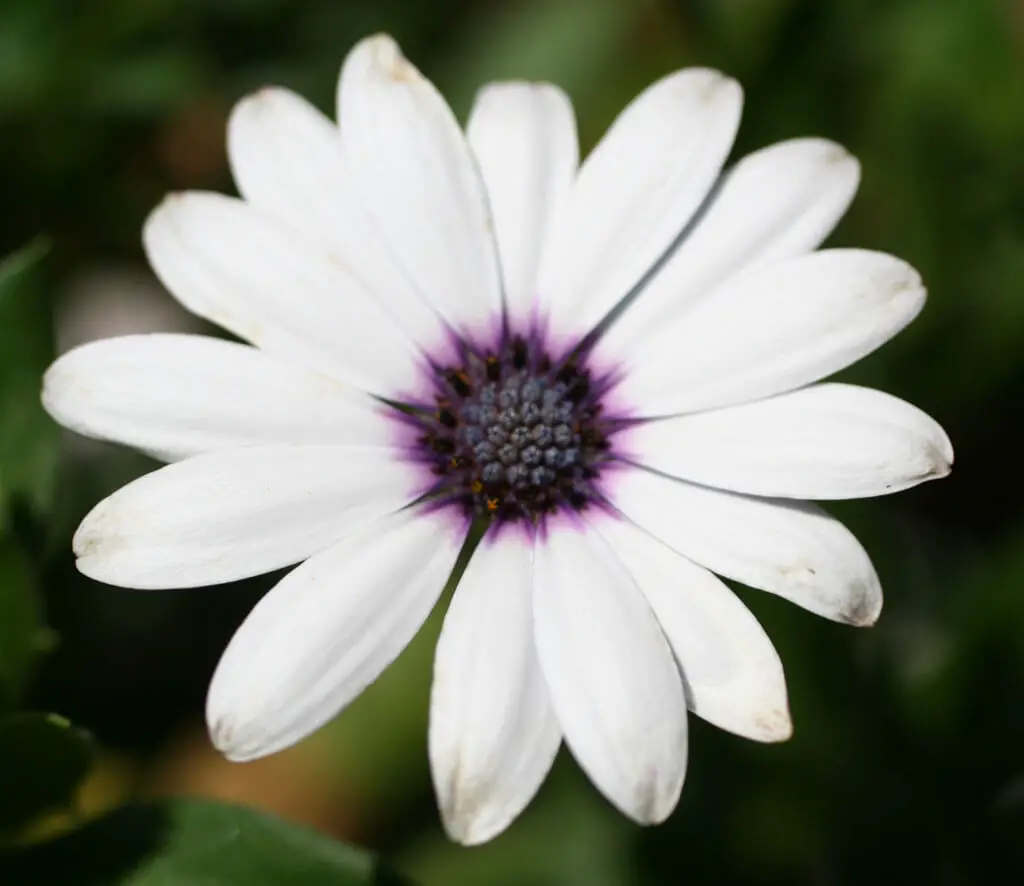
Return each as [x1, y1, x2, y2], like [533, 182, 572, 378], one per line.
[43, 34, 952, 844]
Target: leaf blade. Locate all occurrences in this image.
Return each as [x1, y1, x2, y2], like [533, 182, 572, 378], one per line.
[0, 798, 415, 885]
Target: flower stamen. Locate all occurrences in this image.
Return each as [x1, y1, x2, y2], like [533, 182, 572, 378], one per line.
[410, 331, 619, 525]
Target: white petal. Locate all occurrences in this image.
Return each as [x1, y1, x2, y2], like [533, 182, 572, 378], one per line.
[74, 445, 424, 589]
[533, 521, 687, 823]
[43, 334, 392, 461]
[594, 515, 791, 742]
[466, 82, 578, 323]
[227, 87, 446, 346]
[430, 535, 560, 845]
[228, 87, 353, 244]
[626, 383, 953, 500]
[612, 249, 926, 415]
[605, 138, 861, 352]
[538, 68, 742, 340]
[611, 467, 882, 625]
[143, 192, 422, 395]
[207, 509, 461, 761]
[337, 35, 503, 334]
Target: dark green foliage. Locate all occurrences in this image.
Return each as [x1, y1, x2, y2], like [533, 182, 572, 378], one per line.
[0, 0, 1022, 883]
[0, 712, 93, 833]
[0, 240, 56, 517]
[0, 799, 412, 885]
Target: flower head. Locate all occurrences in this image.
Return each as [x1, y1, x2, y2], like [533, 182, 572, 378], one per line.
[43, 34, 952, 844]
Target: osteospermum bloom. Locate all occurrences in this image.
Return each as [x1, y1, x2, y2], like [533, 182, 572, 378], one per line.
[44, 34, 952, 843]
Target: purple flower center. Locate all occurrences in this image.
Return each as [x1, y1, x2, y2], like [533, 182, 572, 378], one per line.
[408, 331, 622, 526]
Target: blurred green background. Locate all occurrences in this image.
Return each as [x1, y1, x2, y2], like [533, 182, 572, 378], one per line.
[1, 0, 1023, 883]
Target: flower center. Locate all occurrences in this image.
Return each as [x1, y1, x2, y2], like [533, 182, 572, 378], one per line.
[411, 334, 619, 525]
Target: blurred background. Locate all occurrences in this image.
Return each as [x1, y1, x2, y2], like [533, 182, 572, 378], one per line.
[1, 0, 1023, 883]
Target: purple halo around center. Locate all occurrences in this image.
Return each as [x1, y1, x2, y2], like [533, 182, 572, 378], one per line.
[388, 317, 634, 536]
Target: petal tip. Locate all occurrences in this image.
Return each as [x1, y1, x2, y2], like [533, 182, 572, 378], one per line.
[821, 141, 862, 187]
[230, 86, 288, 124]
[39, 360, 68, 417]
[720, 76, 744, 105]
[432, 753, 519, 846]
[155, 191, 190, 211]
[656, 67, 742, 117]
[206, 685, 272, 763]
[685, 67, 737, 95]
[360, 33, 417, 84]
[363, 31, 398, 48]
[207, 715, 259, 763]
[73, 552, 100, 581]
[808, 138, 857, 169]
[883, 257, 925, 296]
[142, 192, 190, 241]
[930, 433, 955, 478]
[753, 705, 793, 743]
[71, 515, 104, 561]
[473, 79, 569, 110]
[439, 806, 503, 847]
[702, 71, 743, 116]
[632, 775, 684, 826]
[614, 754, 686, 826]
[843, 584, 883, 627]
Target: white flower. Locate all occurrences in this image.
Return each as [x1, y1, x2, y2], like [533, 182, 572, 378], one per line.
[42, 34, 952, 844]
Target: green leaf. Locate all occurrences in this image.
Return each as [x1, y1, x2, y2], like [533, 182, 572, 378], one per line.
[0, 799, 415, 885]
[0, 534, 48, 708]
[0, 712, 93, 833]
[0, 238, 58, 516]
